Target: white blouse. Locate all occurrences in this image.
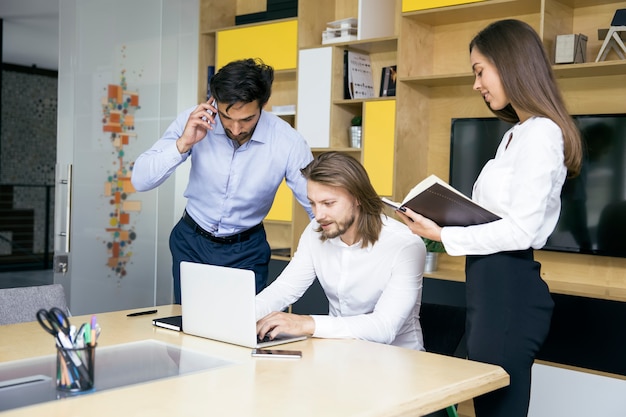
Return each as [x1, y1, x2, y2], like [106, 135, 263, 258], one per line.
[256, 216, 425, 350]
[442, 116, 567, 256]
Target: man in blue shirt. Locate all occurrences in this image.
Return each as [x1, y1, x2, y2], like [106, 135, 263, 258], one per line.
[131, 58, 313, 304]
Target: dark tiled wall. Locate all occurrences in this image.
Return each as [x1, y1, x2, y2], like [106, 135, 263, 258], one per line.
[1, 68, 57, 184]
[1, 68, 57, 256]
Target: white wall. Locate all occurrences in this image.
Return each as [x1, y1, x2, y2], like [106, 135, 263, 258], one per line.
[0, 0, 59, 70]
[529, 364, 626, 416]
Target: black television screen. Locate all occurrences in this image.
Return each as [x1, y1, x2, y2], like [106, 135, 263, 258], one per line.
[449, 114, 626, 257]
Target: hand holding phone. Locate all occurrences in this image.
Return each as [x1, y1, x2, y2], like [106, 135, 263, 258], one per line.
[251, 349, 302, 359]
[202, 97, 216, 120]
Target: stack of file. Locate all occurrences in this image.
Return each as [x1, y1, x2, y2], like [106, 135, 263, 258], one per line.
[322, 18, 358, 44]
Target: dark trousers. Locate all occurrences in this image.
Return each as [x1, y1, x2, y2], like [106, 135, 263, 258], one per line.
[465, 250, 554, 417]
[169, 217, 271, 304]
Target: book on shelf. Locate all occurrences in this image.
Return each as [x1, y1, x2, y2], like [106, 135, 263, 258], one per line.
[343, 50, 351, 99]
[379, 65, 397, 97]
[206, 65, 215, 101]
[381, 174, 501, 227]
[345, 50, 375, 99]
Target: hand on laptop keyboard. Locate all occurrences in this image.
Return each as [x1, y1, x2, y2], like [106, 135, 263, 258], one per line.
[257, 334, 273, 344]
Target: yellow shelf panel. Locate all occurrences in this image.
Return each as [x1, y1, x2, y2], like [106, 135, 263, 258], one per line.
[362, 100, 396, 196]
[402, 0, 486, 12]
[216, 20, 298, 70]
[266, 179, 293, 222]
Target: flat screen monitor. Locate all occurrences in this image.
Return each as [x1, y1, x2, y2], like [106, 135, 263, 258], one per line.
[449, 114, 626, 257]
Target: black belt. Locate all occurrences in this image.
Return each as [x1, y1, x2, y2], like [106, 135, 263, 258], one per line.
[182, 211, 263, 244]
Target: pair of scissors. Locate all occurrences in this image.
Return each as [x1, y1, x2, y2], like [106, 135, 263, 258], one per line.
[36, 307, 71, 340]
[36, 308, 92, 386]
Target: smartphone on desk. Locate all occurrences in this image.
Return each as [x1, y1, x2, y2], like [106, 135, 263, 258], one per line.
[251, 349, 302, 359]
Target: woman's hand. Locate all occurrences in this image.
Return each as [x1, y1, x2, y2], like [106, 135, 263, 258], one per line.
[396, 207, 443, 242]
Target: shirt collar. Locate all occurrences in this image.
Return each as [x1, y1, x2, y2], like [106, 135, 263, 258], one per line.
[327, 234, 372, 251]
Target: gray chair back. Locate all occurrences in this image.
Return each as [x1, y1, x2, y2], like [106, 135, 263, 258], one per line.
[0, 284, 69, 325]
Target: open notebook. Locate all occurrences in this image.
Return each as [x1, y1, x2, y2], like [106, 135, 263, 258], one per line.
[179, 261, 306, 348]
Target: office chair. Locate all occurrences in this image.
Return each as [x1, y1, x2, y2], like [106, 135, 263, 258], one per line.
[0, 284, 69, 325]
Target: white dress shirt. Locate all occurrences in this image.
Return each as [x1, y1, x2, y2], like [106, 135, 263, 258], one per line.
[256, 216, 426, 351]
[442, 116, 566, 255]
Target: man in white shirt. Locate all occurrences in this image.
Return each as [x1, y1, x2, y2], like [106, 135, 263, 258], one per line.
[256, 152, 426, 350]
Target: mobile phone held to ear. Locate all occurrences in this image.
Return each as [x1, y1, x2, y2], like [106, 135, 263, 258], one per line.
[251, 349, 302, 359]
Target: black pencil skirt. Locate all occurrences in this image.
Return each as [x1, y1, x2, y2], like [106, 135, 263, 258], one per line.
[465, 249, 554, 417]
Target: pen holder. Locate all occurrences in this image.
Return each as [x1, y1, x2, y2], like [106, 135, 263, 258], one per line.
[56, 344, 96, 392]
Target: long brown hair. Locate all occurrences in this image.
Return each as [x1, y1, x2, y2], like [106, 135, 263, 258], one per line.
[469, 19, 583, 177]
[300, 152, 384, 247]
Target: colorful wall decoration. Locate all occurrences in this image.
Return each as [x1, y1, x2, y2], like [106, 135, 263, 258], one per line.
[101, 53, 142, 278]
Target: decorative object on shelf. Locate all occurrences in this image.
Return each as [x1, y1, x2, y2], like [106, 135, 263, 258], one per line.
[424, 251, 442, 273]
[349, 116, 362, 148]
[595, 9, 626, 62]
[379, 65, 397, 97]
[322, 18, 358, 44]
[423, 238, 446, 273]
[597, 28, 626, 43]
[345, 50, 375, 99]
[554, 34, 587, 64]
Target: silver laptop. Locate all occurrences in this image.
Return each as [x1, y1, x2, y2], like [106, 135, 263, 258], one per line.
[180, 261, 307, 348]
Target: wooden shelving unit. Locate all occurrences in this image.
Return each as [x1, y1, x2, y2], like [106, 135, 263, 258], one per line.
[197, 0, 626, 292]
[396, 0, 626, 302]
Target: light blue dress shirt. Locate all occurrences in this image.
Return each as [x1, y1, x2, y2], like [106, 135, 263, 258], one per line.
[131, 106, 314, 236]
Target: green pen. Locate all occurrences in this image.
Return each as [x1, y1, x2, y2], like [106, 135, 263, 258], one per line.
[83, 323, 91, 345]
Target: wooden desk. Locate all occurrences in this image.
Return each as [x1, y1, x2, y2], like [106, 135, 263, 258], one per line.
[0, 305, 508, 417]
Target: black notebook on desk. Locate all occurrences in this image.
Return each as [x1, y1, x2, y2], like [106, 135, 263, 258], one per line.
[152, 315, 182, 331]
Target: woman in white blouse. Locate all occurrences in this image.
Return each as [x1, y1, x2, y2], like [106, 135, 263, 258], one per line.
[398, 20, 583, 417]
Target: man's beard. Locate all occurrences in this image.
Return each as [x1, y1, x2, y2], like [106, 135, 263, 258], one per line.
[320, 214, 356, 240]
[226, 129, 252, 144]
